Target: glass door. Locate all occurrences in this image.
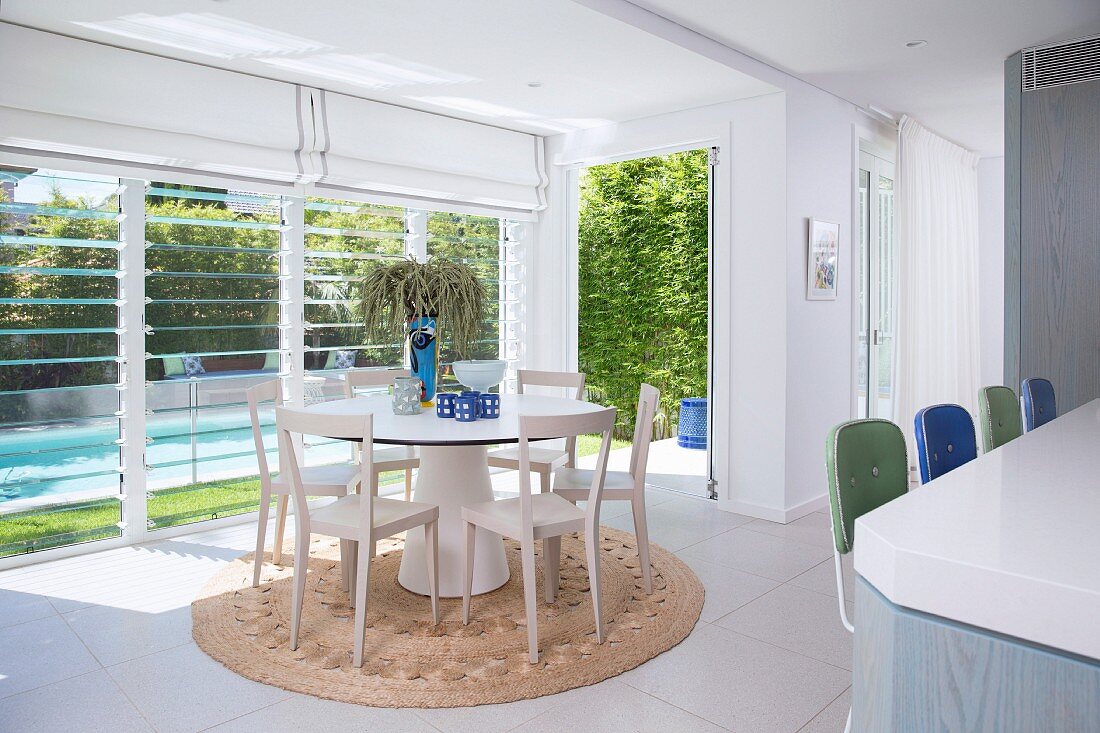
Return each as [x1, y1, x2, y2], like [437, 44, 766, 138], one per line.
[856, 150, 897, 420]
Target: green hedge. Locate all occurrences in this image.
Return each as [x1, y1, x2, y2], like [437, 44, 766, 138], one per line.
[578, 150, 708, 439]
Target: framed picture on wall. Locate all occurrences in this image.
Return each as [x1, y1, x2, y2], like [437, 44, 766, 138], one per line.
[806, 218, 840, 300]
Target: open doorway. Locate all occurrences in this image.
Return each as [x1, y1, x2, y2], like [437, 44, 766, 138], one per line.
[575, 148, 715, 498]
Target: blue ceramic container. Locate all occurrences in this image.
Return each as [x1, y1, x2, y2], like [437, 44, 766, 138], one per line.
[455, 395, 478, 422]
[478, 393, 501, 419]
[435, 392, 456, 418]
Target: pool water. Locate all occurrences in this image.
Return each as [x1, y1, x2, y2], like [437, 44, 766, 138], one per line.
[0, 408, 350, 506]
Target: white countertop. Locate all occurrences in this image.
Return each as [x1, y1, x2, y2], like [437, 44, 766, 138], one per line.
[303, 393, 604, 445]
[854, 399, 1100, 660]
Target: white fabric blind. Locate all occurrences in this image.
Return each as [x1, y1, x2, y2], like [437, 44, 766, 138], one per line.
[0, 24, 547, 219]
[894, 116, 982, 459]
[307, 89, 546, 220]
[0, 24, 306, 185]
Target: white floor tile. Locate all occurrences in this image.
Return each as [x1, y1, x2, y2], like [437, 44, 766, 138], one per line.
[513, 678, 725, 733]
[678, 527, 831, 582]
[787, 555, 854, 601]
[107, 642, 290, 733]
[204, 693, 437, 732]
[0, 615, 100, 699]
[64, 604, 194, 667]
[674, 553, 780, 623]
[604, 499, 752, 553]
[798, 687, 850, 733]
[0, 669, 152, 733]
[412, 690, 561, 733]
[714, 584, 855, 670]
[620, 623, 850, 732]
[741, 512, 837, 551]
[0, 587, 56, 629]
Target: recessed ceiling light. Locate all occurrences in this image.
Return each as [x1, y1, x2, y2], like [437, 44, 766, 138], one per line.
[905, 40, 928, 49]
[527, 81, 543, 88]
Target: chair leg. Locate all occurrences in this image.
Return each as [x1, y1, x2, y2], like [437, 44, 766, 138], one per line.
[347, 540, 358, 605]
[631, 498, 653, 595]
[425, 521, 439, 624]
[369, 468, 379, 497]
[462, 521, 476, 624]
[543, 535, 561, 603]
[272, 494, 290, 565]
[352, 533, 372, 667]
[520, 537, 540, 663]
[539, 469, 551, 494]
[404, 468, 413, 501]
[289, 530, 310, 651]
[339, 539, 350, 593]
[585, 523, 604, 643]
[844, 706, 852, 733]
[252, 486, 271, 587]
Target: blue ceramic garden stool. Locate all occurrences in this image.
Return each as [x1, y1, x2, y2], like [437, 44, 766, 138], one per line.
[677, 398, 707, 450]
[1021, 377, 1057, 432]
[913, 404, 977, 484]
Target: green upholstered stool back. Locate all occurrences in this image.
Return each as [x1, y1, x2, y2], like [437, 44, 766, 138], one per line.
[978, 386, 1022, 452]
[825, 419, 908, 555]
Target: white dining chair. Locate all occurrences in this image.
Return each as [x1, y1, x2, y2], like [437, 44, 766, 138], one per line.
[462, 407, 617, 664]
[486, 369, 586, 493]
[342, 368, 420, 500]
[552, 383, 659, 594]
[247, 380, 360, 586]
[276, 406, 440, 667]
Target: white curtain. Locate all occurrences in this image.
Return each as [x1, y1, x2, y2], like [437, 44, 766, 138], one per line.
[894, 116, 982, 459]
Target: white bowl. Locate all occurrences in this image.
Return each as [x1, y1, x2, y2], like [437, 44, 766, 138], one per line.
[451, 359, 506, 392]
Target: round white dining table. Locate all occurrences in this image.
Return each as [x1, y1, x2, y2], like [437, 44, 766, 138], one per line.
[302, 393, 605, 597]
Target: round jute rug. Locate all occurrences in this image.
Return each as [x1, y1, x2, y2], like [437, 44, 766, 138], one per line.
[192, 527, 703, 708]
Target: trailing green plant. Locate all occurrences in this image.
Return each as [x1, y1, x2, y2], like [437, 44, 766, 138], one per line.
[357, 256, 487, 357]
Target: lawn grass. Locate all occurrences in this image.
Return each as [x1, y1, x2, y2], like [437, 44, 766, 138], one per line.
[0, 436, 631, 558]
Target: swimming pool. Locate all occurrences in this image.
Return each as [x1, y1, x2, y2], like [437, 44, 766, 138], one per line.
[0, 407, 350, 507]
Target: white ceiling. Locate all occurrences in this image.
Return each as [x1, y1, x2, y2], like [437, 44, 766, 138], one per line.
[0, 0, 776, 136]
[629, 0, 1100, 156]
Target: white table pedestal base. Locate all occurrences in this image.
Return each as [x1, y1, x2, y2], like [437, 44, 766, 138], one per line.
[397, 444, 509, 597]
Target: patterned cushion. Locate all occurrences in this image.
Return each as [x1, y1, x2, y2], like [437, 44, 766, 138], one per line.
[333, 349, 357, 369]
[182, 355, 206, 377]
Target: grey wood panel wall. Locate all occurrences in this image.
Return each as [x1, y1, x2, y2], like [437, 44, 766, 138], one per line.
[1006, 64, 1100, 411]
[1003, 54, 1022, 392]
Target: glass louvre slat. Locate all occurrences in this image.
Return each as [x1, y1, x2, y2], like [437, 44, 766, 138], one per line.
[0, 203, 122, 221]
[0, 298, 120, 305]
[0, 356, 122, 366]
[146, 448, 262, 471]
[0, 327, 120, 335]
[146, 215, 284, 231]
[145, 242, 280, 255]
[303, 225, 405, 239]
[145, 271, 278, 279]
[304, 250, 404, 261]
[146, 187, 283, 206]
[1, 235, 122, 249]
[0, 440, 126, 460]
[0, 266, 119, 277]
[147, 298, 278, 304]
[304, 201, 401, 216]
[152, 324, 278, 332]
[151, 348, 278, 359]
[1, 467, 123, 489]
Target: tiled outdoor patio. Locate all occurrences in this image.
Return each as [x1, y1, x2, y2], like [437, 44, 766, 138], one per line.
[0, 481, 854, 733]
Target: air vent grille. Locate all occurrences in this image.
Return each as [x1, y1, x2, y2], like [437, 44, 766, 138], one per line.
[1022, 35, 1100, 91]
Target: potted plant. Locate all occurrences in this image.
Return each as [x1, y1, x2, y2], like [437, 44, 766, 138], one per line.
[358, 257, 486, 404]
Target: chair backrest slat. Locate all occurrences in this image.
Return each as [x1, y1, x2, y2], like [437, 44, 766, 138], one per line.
[246, 380, 282, 490]
[825, 418, 908, 555]
[275, 407, 373, 535]
[517, 408, 616, 534]
[913, 404, 978, 484]
[342, 368, 408, 399]
[628, 384, 660, 489]
[517, 370, 587, 466]
[978, 385, 1022, 452]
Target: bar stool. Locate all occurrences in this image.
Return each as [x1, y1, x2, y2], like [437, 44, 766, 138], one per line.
[826, 418, 909, 733]
[978, 386, 1022, 452]
[913, 404, 977, 484]
[1021, 377, 1057, 432]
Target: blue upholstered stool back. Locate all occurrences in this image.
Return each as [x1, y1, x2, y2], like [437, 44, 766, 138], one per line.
[1021, 378, 1056, 432]
[914, 404, 978, 484]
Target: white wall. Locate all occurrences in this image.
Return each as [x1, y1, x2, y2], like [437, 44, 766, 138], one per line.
[977, 157, 1006, 388]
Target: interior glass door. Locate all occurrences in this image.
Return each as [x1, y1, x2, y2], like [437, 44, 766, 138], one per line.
[856, 150, 897, 420]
